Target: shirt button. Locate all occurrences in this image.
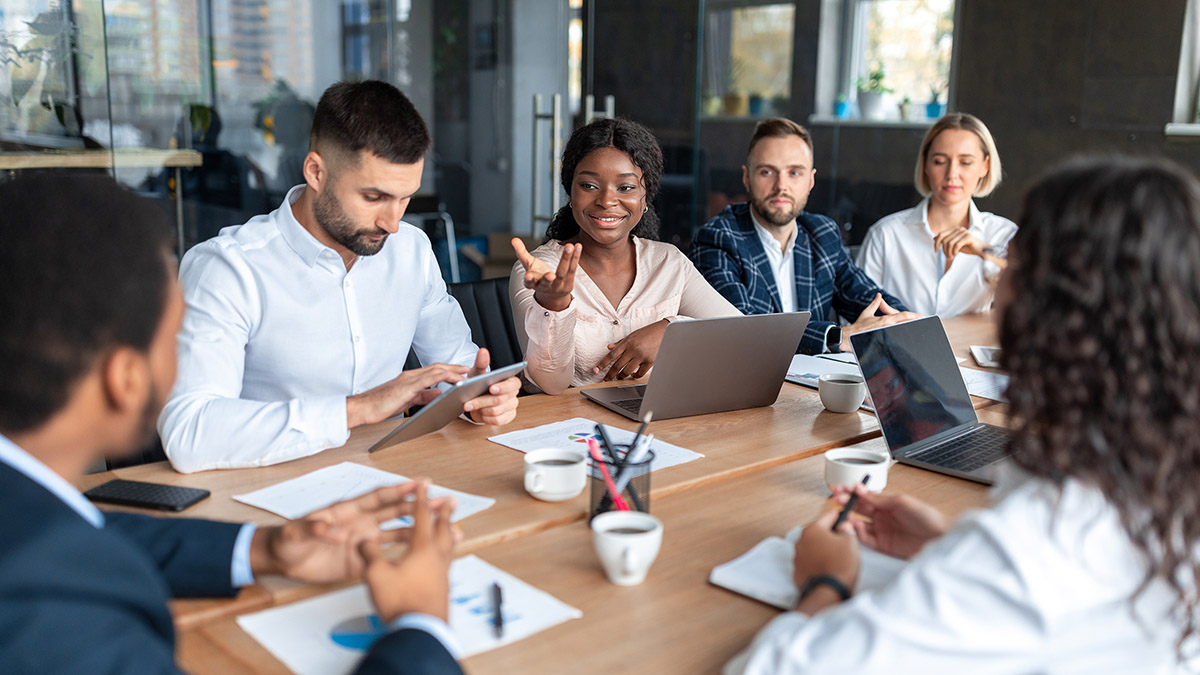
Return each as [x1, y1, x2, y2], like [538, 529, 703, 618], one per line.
[612, 319, 619, 325]
[354, 335, 361, 343]
[543, 311, 550, 316]
[345, 278, 352, 287]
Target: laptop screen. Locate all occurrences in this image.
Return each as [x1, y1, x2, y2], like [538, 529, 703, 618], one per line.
[851, 317, 977, 454]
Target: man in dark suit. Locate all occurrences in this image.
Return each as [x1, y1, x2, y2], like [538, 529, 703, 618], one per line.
[0, 174, 463, 674]
[691, 118, 918, 354]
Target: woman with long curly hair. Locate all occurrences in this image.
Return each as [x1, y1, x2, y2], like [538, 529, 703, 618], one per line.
[730, 156, 1200, 673]
[509, 118, 738, 394]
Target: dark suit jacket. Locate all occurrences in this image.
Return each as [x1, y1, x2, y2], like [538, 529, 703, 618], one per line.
[691, 203, 907, 353]
[0, 461, 462, 674]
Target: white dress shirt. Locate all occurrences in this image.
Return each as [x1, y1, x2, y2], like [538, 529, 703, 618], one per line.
[751, 212, 798, 314]
[857, 198, 1017, 317]
[727, 477, 1198, 675]
[159, 185, 478, 473]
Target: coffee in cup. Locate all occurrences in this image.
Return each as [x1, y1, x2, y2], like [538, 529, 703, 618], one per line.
[591, 511, 663, 586]
[823, 447, 890, 493]
[818, 372, 868, 413]
[523, 448, 587, 502]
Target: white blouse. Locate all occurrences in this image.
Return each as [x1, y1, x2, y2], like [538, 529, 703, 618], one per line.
[857, 198, 1017, 317]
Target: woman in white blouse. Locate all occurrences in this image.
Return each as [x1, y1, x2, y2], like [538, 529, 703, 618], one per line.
[509, 118, 739, 394]
[730, 157, 1200, 674]
[856, 113, 1015, 316]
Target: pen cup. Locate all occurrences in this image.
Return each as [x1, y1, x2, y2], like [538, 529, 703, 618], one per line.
[589, 447, 654, 521]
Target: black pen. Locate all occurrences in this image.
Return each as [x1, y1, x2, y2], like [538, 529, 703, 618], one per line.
[594, 423, 620, 463]
[831, 475, 870, 532]
[491, 581, 504, 638]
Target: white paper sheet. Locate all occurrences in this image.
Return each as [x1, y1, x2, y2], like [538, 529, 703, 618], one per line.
[959, 366, 1009, 402]
[488, 417, 703, 472]
[237, 555, 582, 674]
[233, 462, 494, 528]
[708, 525, 906, 610]
[784, 354, 862, 388]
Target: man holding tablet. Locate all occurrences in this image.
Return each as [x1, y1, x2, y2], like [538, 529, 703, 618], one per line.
[159, 80, 520, 473]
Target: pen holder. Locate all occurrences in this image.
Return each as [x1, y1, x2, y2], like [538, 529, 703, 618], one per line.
[589, 447, 654, 521]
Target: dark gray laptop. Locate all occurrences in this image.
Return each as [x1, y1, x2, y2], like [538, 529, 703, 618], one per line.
[850, 316, 1012, 485]
[580, 312, 810, 421]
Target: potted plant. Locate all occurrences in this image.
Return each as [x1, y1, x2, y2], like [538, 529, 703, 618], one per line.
[856, 62, 893, 121]
[898, 96, 913, 121]
[834, 93, 850, 119]
[748, 92, 765, 116]
[926, 83, 946, 119]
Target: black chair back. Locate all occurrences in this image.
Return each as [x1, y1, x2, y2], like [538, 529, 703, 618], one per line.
[447, 277, 523, 368]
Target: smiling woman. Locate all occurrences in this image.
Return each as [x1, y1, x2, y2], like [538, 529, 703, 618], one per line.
[508, 118, 741, 394]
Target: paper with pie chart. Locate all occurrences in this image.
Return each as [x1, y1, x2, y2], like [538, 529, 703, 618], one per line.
[488, 416, 703, 472]
[237, 555, 582, 674]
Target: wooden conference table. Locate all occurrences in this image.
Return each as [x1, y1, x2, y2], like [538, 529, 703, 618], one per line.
[76, 313, 1003, 672]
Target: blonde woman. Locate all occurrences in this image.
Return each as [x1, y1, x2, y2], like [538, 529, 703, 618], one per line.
[856, 113, 1015, 316]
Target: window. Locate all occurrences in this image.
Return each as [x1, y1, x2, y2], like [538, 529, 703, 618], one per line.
[701, 2, 795, 118]
[821, 0, 955, 121]
[1167, 0, 1200, 135]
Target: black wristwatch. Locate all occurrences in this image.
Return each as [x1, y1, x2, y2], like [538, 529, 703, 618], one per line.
[799, 574, 851, 602]
[825, 325, 843, 353]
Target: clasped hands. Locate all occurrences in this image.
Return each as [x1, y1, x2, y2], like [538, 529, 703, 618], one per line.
[791, 483, 948, 615]
[513, 238, 665, 380]
[250, 480, 459, 622]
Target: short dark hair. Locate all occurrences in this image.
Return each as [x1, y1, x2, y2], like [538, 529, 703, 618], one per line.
[0, 174, 172, 433]
[309, 80, 430, 166]
[746, 117, 813, 158]
[1001, 156, 1200, 653]
[545, 117, 665, 242]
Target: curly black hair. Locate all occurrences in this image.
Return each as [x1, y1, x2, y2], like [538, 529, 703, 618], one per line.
[544, 117, 664, 242]
[1000, 156, 1200, 653]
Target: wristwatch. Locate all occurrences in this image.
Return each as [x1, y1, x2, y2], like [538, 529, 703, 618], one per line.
[799, 574, 851, 602]
[824, 325, 843, 353]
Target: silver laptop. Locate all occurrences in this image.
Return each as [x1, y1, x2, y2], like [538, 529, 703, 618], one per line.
[850, 316, 1012, 485]
[580, 312, 810, 421]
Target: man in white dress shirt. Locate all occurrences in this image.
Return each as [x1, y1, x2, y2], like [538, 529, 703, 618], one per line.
[159, 80, 520, 473]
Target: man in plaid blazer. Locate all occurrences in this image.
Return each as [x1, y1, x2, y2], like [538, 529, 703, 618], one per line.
[692, 118, 917, 354]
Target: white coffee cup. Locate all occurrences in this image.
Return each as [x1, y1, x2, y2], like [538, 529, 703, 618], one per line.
[523, 448, 587, 502]
[591, 511, 664, 586]
[818, 372, 867, 413]
[824, 447, 890, 493]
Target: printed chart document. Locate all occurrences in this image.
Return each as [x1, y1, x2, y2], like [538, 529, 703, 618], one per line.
[233, 462, 494, 528]
[784, 354, 861, 388]
[238, 555, 582, 674]
[709, 526, 906, 609]
[959, 367, 1009, 402]
[489, 417, 703, 471]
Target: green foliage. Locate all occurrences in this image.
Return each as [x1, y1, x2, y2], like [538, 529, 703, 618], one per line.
[856, 62, 893, 95]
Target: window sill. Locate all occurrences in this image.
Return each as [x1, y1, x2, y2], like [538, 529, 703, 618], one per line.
[808, 113, 933, 130]
[1164, 122, 1200, 140]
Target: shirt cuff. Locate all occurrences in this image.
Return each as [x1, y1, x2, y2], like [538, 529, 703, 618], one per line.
[822, 324, 841, 354]
[391, 613, 461, 658]
[231, 523, 258, 587]
[292, 395, 352, 450]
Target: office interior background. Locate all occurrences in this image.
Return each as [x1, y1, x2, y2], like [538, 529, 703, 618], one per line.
[2, 0, 1198, 278]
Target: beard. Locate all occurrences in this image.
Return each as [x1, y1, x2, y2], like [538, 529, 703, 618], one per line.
[313, 187, 389, 257]
[749, 190, 805, 228]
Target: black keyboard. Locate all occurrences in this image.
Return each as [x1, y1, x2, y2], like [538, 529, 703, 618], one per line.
[911, 426, 1009, 472]
[611, 398, 642, 414]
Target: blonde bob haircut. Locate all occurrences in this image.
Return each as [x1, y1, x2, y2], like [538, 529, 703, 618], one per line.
[915, 112, 1002, 198]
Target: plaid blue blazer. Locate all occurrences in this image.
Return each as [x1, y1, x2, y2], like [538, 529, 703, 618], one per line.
[691, 202, 907, 354]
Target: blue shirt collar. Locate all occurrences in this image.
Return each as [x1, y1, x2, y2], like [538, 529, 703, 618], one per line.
[0, 433, 104, 528]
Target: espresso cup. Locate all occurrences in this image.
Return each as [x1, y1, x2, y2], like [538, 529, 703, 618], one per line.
[523, 448, 587, 502]
[824, 447, 890, 493]
[818, 373, 867, 413]
[590, 511, 664, 586]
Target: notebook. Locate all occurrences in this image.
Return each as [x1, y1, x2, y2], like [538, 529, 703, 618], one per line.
[580, 312, 810, 421]
[850, 316, 1011, 485]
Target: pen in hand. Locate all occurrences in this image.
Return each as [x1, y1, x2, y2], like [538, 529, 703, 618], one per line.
[492, 581, 504, 638]
[831, 475, 870, 532]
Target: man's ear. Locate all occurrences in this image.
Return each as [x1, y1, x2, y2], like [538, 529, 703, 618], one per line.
[742, 165, 750, 193]
[303, 150, 326, 192]
[100, 347, 149, 416]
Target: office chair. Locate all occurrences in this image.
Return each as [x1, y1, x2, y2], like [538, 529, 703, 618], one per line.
[402, 276, 524, 372]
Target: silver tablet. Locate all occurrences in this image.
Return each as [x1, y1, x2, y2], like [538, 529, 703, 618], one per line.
[367, 360, 526, 454]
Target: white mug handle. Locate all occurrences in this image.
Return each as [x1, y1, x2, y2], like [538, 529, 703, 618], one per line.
[525, 470, 544, 494]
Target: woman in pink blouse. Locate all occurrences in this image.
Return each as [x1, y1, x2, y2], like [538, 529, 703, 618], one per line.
[509, 118, 740, 394]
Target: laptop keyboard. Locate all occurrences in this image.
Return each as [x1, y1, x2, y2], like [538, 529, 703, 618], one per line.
[611, 398, 643, 414]
[911, 426, 1009, 472]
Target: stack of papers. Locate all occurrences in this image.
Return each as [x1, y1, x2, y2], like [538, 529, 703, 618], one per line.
[238, 555, 583, 673]
[233, 461, 495, 528]
[709, 526, 906, 609]
[784, 353, 860, 389]
[489, 417, 703, 472]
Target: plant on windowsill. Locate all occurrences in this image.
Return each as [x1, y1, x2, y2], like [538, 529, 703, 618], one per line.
[926, 82, 946, 119]
[898, 96, 913, 121]
[834, 93, 851, 119]
[856, 62, 893, 121]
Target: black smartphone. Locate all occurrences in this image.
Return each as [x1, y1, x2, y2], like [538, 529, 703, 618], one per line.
[84, 479, 210, 512]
